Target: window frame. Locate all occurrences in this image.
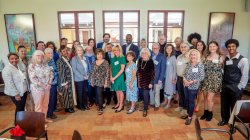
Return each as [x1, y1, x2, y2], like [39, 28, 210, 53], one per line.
[58, 11, 96, 46]
[103, 10, 140, 46]
[147, 10, 185, 47]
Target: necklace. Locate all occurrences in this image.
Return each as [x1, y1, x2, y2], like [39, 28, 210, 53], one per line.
[141, 60, 147, 69]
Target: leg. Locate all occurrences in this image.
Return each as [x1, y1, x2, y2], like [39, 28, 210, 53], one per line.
[177, 77, 185, 108]
[183, 87, 189, 115]
[154, 84, 161, 107]
[47, 85, 57, 117]
[195, 90, 203, 111]
[10, 92, 27, 124]
[83, 80, 88, 108]
[143, 90, 150, 110]
[75, 81, 84, 109]
[43, 90, 50, 120]
[105, 88, 111, 105]
[32, 90, 45, 113]
[112, 91, 118, 104]
[96, 86, 104, 110]
[116, 91, 120, 107]
[187, 89, 198, 118]
[117, 91, 124, 110]
[207, 91, 215, 111]
[218, 86, 230, 125]
[87, 83, 94, 105]
[149, 88, 155, 105]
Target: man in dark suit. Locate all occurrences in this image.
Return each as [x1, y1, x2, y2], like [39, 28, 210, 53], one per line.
[122, 34, 139, 60]
[97, 33, 111, 49]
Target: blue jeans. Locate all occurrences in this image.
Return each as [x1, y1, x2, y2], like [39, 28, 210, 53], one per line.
[75, 80, 88, 108]
[184, 87, 198, 117]
[47, 85, 58, 117]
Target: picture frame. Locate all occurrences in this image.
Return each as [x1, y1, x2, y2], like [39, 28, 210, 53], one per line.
[207, 12, 235, 55]
[4, 13, 37, 56]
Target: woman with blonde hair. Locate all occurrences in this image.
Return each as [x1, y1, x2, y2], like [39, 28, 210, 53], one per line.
[110, 45, 126, 112]
[28, 50, 53, 123]
[182, 49, 205, 125]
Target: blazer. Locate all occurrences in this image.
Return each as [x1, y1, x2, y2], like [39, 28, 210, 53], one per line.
[70, 55, 89, 82]
[2, 63, 28, 96]
[122, 43, 140, 60]
[97, 42, 104, 49]
[104, 52, 112, 64]
[152, 53, 166, 84]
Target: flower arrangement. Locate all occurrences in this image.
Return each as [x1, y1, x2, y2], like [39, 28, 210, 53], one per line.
[9, 125, 26, 140]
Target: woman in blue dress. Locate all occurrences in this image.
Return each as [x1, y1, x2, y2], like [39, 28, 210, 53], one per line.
[125, 51, 138, 114]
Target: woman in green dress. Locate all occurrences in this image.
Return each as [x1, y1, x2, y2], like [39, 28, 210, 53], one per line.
[110, 45, 126, 113]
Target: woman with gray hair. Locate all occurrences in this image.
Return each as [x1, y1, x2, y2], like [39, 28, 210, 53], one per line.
[28, 50, 53, 123]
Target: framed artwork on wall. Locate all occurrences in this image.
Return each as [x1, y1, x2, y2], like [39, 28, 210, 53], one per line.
[207, 12, 235, 55]
[4, 13, 36, 56]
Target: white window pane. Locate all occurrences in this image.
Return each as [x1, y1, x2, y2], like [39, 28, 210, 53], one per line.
[123, 12, 138, 27]
[105, 28, 120, 43]
[123, 28, 138, 44]
[79, 29, 94, 45]
[60, 13, 75, 28]
[149, 12, 164, 27]
[148, 43, 154, 50]
[61, 29, 76, 43]
[78, 13, 94, 28]
[148, 28, 164, 43]
[104, 12, 120, 27]
[167, 28, 182, 42]
[168, 12, 183, 27]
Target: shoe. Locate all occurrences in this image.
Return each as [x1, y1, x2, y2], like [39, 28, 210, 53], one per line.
[160, 102, 166, 107]
[174, 107, 183, 112]
[112, 105, 119, 109]
[127, 108, 136, 114]
[181, 115, 188, 119]
[115, 107, 124, 113]
[185, 118, 192, 125]
[98, 109, 103, 115]
[45, 119, 53, 123]
[154, 107, 159, 111]
[200, 110, 208, 120]
[89, 102, 94, 107]
[68, 108, 75, 113]
[164, 104, 171, 110]
[143, 110, 147, 117]
[103, 104, 106, 109]
[217, 120, 228, 126]
[206, 111, 213, 121]
[54, 108, 62, 112]
[85, 106, 90, 110]
[139, 106, 144, 111]
[48, 114, 57, 119]
[80, 108, 85, 111]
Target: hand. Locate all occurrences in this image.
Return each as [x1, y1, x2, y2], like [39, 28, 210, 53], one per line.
[193, 80, 197, 84]
[58, 92, 63, 96]
[148, 84, 153, 89]
[110, 77, 115, 83]
[172, 80, 177, 84]
[129, 83, 133, 90]
[183, 80, 190, 87]
[45, 85, 51, 91]
[15, 94, 21, 101]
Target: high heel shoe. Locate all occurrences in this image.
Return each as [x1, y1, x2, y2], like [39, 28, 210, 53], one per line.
[115, 106, 124, 113]
[112, 105, 119, 109]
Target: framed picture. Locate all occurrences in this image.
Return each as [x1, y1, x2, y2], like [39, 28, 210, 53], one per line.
[4, 13, 36, 56]
[207, 12, 235, 55]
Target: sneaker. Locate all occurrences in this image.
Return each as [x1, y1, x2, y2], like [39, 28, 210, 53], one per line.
[164, 104, 171, 110]
[174, 107, 183, 112]
[98, 109, 103, 115]
[127, 108, 136, 114]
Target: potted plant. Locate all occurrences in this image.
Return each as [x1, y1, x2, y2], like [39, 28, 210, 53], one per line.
[9, 125, 26, 140]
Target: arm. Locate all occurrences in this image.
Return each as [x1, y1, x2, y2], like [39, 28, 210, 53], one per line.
[129, 64, 137, 88]
[113, 64, 125, 80]
[172, 57, 177, 83]
[2, 68, 19, 96]
[104, 61, 110, 87]
[56, 60, 68, 87]
[238, 58, 249, 89]
[28, 64, 45, 88]
[159, 56, 166, 83]
[70, 58, 82, 79]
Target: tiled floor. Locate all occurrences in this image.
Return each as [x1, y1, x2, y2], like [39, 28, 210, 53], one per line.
[0, 93, 248, 140]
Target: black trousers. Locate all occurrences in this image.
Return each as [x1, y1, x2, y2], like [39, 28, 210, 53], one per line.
[10, 92, 27, 124]
[221, 84, 242, 122]
[95, 86, 104, 110]
[177, 76, 186, 109]
[142, 89, 150, 110]
[75, 80, 88, 109]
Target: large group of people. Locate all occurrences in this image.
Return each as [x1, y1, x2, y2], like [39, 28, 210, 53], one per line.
[1, 32, 249, 127]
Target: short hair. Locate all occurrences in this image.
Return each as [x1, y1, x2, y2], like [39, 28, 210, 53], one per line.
[141, 38, 146, 42]
[112, 45, 124, 57]
[189, 49, 201, 62]
[140, 48, 151, 58]
[44, 48, 53, 54]
[95, 48, 105, 59]
[59, 45, 67, 52]
[187, 32, 201, 44]
[36, 41, 45, 48]
[103, 43, 112, 53]
[225, 39, 239, 48]
[103, 33, 110, 38]
[60, 37, 68, 42]
[152, 43, 160, 49]
[165, 44, 175, 57]
[30, 50, 46, 65]
[180, 42, 190, 49]
[126, 51, 136, 59]
[174, 37, 183, 42]
[7, 53, 19, 59]
[197, 40, 207, 55]
[75, 46, 84, 55]
[45, 41, 57, 51]
[17, 45, 26, 52]
[126, 34, 132, 38]
[207, 41, 220, 55]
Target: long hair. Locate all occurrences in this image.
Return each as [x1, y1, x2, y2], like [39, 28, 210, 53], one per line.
[165, 44, 175, 57]
[207, 41, 220, 55]
[30, 50, 47, 65]
[46, 41, 57, 52]
[112, 45, 124, 57]
[189, 49, 201, 63]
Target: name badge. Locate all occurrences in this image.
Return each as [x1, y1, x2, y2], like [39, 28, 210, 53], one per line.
[167, 61, 170, 65]
[212, 59, 219, 64]
[177, 61, 182, 65]
[83, 57, 86, 61]
[153, 60, 159, 65]
[50, 66, 54, 70]
[114, 61, 119, 65]
[226, 60, 233, 65]
[192, 68, 198, 73]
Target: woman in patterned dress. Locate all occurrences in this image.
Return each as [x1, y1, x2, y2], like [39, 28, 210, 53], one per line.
[200, 41, 223, 121]
[57, 45, 76, 113]
[90, 49, 110, 115]
[125, 51, 138, 114]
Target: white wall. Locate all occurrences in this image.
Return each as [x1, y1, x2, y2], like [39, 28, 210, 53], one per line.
[0, 0, 250, 63]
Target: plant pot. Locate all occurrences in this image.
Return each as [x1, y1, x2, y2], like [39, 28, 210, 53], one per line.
[10, 134, 26, 140]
